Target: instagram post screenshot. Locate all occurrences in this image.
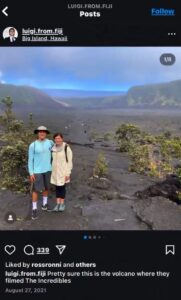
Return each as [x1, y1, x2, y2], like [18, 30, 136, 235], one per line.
[0, 0, 180, 299]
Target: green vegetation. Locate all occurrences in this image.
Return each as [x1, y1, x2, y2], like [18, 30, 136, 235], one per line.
[127, 80, 181, 108]
[0, 83, 63, 112]
[0, 84, 41, 105]
[0, 97, 34, 192]
[115, 123, 142, 152]
[93, 152, 108, 178]
[129, 144, 150, 174]
[90, 129, 101, 140]
[104, 132, 113, 141]
[115, 122, 181, 178]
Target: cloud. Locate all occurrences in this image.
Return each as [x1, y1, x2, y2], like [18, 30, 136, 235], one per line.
[0, 47, 180, 90]
[0, 70, 6, 83]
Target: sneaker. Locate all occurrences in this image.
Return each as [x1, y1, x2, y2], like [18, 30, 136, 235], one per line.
[59, 203, 65, 212]
[32, 209, 38, 220]
[51, 204, 60, 212]
[41, 204, 50, 211]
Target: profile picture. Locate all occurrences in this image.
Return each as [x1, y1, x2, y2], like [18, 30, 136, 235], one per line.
[3, 27, 18, 42]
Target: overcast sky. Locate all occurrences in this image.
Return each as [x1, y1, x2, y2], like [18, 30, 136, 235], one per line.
[0, 47, 180, 91]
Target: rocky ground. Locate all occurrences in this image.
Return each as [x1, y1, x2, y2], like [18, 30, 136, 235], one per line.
[1, 109, 181, 230]
[1, 144, 181, 230]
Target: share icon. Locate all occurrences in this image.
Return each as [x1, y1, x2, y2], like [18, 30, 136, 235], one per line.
[55, 245, 66, 255]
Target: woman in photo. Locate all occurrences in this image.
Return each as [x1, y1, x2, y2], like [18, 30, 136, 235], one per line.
[50, 133, 73, 212]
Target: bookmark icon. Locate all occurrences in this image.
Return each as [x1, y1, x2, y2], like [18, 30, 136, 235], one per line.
[165, 245, 175, 255]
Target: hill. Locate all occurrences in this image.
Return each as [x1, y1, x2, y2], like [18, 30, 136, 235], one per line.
[43, 88, 125, 98]
[53, 95, 127, 109]
[1, 79, 181, 112]
[127, 80, 181, 108]
[45, 80, 181, 109]
[43, 88, 126, 109]
[0, 83, 66, 112]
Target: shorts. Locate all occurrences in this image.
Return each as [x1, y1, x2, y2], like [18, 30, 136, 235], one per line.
[33, 172, 51, 192]
[56, 185, 66, 198]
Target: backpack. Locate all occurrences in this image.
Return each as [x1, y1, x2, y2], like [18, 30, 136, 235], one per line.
[64, 144, 68, 163]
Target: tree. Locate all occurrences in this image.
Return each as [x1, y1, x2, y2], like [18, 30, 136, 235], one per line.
[115, 123, 142, 152]
[0, 97, 15, 132]
[0, 98, 34, 192]
[93, 153, 108, 178]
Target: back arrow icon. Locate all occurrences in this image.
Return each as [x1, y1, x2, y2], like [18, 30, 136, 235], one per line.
[2, 6, 8, 17]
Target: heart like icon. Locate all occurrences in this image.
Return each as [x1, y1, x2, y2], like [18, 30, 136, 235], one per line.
[4, 245, 16, 255]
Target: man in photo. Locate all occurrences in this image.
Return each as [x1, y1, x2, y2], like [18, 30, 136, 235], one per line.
[8, 27, 17, 42]
[28, 126, 54, 220]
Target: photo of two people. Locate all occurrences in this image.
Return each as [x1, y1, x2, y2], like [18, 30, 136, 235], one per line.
[0, 47, 181, 231]
[28, 126, 73, 220]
